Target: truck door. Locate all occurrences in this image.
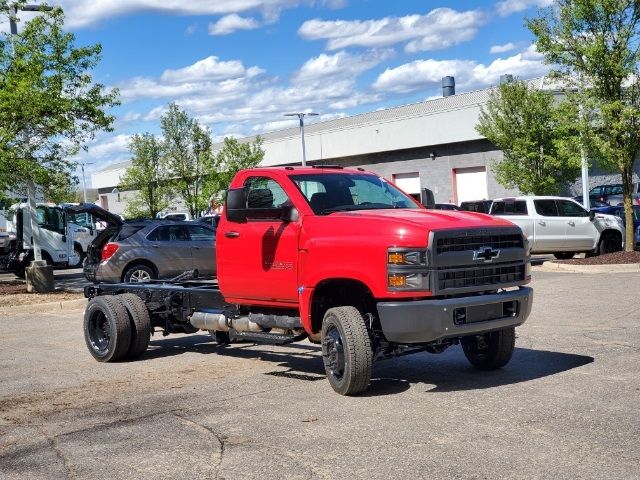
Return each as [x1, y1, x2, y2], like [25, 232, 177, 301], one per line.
[218, 175, 300, 303]
[557, 199, 597, 250]
[532, 199, 566, 251]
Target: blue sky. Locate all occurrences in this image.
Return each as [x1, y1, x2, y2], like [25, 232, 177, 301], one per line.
[3, 0, 553, 178]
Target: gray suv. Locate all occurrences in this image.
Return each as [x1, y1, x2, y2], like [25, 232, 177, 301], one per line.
[83, 219, 216, 283]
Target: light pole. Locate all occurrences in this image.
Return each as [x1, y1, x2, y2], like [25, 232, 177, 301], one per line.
[284, 112, 318, 166]
[80, 162, 94, 203]
[7, 3, 54, 265]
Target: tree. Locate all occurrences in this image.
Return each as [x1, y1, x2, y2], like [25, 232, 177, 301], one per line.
[161, 103, 212, 218]
[477, 79, 582, 195]
[528, 0, 640, 250]
[0, 3, 118, 201]
[120, 133, 170, 219]
[206, 136, 265, 202]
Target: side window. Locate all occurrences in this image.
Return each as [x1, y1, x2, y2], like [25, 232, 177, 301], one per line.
[558, 200, 588, 217]
[534, 200, 559, 217]
[611, 185, 623, 195]
[590, 186, 602, 196]
[244, 176, 291, 213]
[187, 225, 214, 241]
[148, 225, 189, 241]
[490, 201, 528, 215]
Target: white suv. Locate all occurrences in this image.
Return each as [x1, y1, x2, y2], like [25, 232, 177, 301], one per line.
[490, 196, 624, 259]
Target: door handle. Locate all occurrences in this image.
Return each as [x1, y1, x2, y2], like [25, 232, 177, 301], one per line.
[151, 244, 159, 248]
[538, 221, 546, 226]
[225, 231, 240, 238]
[568, 221, 575, 226]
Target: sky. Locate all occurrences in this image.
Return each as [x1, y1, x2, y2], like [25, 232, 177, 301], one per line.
[2, 0, 554, 180]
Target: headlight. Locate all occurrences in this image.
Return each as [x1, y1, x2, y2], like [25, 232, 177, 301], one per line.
[387, 248, 429, 290]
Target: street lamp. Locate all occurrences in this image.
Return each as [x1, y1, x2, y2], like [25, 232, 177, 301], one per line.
[284, 112, 318, 166]
[7, 3, 55, 265]
[79, 162, 94, 203]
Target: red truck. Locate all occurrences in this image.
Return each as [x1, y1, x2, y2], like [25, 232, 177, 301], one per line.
[82, 166, 533, 395]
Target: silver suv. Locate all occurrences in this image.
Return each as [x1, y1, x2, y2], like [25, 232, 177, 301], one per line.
[83, 219, 216, 283]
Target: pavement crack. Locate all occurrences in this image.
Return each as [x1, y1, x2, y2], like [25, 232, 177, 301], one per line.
[172, 412, 226, 478]
[45, 435, 78, 480]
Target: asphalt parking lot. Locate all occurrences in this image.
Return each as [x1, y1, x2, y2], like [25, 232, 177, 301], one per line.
[1, 269, 638, 479]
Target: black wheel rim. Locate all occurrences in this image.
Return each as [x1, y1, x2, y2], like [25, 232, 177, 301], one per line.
[88, 310, 110, 354]
[322, 325, 345, 380]
[467, 333, 492, 360]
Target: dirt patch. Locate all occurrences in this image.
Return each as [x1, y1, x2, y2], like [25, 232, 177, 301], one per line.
[556, 251, 640, 265]
[0, 281, 82, 307]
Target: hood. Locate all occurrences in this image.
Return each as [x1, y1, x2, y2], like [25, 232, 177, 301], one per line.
[63, 203, 123, 227]
[326, 208, 517, 231]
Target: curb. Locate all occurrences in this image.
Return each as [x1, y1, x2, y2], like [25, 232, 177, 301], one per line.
[0, 297, 87, 315]
[532, 262, 640, 274]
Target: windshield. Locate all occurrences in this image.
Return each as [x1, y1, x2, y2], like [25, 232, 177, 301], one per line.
[291, 173, 421, 215]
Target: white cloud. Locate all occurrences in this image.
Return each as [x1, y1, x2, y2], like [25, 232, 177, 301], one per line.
[293, 49, 394, 83]
[495, 0, 553, 17]
[209, 14, 260, 35]
[490, 42, 517, 54]
[298, 7, 485, 52]
[160, 56, 247, 83]
[56, 0, 299, 28]
[373, 45, 548, 94]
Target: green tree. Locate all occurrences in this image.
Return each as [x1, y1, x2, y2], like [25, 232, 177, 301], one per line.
[206, 136, 265, 202]
[161, 103, 212, 218]
[528, 0, 640, 250]
[0, 3, 118, 200]
[477, 79, 582, 195]
[120, 133, 170, 219]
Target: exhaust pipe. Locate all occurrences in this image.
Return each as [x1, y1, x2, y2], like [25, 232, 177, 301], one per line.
[189, 311, 263, 333]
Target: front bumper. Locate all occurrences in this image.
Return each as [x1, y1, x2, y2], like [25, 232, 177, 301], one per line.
[377, 287, 533, 344]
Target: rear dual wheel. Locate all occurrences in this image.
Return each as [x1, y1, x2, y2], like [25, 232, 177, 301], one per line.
[84, 294, 151, 362]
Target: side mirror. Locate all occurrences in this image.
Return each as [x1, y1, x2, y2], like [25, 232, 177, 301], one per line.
[589, 210, 595, 221]
[225, 188, 248, 223]
[61, 235, 67, 243]
[421, 188, 436, 209]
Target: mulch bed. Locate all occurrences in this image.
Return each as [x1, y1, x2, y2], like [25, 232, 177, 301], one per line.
[556, 251, 640, 265]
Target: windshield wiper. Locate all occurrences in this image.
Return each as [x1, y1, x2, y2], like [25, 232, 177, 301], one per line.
[321, 203, 396, 214]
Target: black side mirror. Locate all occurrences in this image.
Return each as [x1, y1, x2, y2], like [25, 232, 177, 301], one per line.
[421, 188, 436, 209]
[226, 188, 248, 223]
[589, 210, 595, 221]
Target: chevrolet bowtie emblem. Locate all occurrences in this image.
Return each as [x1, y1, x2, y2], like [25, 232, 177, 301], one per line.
[473, 246, 500, 262]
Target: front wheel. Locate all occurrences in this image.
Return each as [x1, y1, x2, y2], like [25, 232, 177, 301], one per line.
[598, 231, 622, 255]
[321, 306, 373, 395]
[461, 327, 515, 370]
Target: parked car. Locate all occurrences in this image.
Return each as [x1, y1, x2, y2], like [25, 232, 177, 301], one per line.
[591, 204, 640, 249]
[83, 218, 216, 283]
[156, 211, 192, 221]
[460, 200, 493, 213]
[198, 214, 221, 229]
[490, 196, 624, 258]
[598, 183, 640, 206]
[431, 203, 461, 211]
[572, 196, 610, 208]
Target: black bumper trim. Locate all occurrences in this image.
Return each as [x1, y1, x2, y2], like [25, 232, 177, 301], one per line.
[376, 287, 533, 344]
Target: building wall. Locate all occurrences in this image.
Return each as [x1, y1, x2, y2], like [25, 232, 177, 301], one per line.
[309, 139, 519, 203]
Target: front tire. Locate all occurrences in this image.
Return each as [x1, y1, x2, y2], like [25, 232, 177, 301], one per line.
[321, 306, 373, 395]
[461, 327, 515, 370]
[84, 296, 132, 362]
[123, 263, 156, 283]
[598, 231, 622, 255]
